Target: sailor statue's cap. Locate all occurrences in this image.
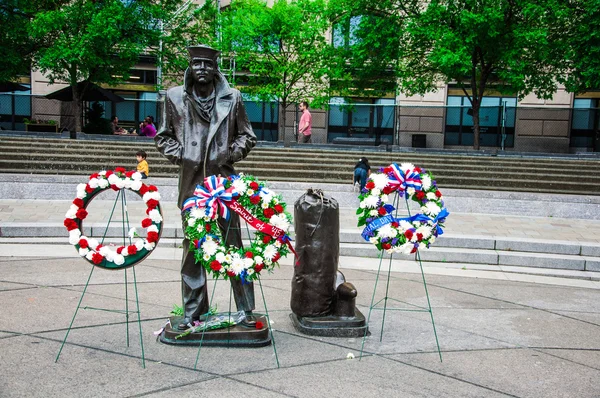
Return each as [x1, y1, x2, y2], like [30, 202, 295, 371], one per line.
[187, 45, 220, 60]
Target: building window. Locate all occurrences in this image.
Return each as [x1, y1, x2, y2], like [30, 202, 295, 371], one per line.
[128, 69, 157, 85]
[243, 96, 278, 141]
[445, 96, 516, 147]
[139, 92, 158, 125]
[333, 16, 362, 48]
[0, 85, 31, 130]
[571, 98, 599, 148]
[328, 97, 394, 143]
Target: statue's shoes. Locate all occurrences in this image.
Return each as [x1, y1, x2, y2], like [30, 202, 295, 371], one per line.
[240, 315, 257, 328]
[176, 318, 198, 331]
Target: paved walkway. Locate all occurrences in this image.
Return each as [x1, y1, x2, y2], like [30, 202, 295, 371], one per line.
[1, 255, 600, 397]
[2, 199, 600, 243]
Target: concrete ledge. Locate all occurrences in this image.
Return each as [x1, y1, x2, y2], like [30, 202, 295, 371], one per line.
[584, 259, 600, 271]
[495, 238, 581, 255]
[581, 244, 600, 257]
[499, 251, 585, 270]
[417, 247, 499, 265]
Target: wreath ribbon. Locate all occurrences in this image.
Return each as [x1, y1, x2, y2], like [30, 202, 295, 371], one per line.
[184, 186, 297, 257]
[388, 163, 422, 192]
[227, 200, 297, 257]
[361, 209, 450, 241]
[182, 176, 238, 220]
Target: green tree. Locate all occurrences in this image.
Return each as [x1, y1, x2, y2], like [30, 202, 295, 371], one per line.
[220, 0, 334, 142]
[327, 0, 406, 99]
[157, 0, 220, 87]
[29, 0, 179, 134]
[551, 0, 600, 93]
[0, 0, 68, 84]
[397, 0, 563, 149]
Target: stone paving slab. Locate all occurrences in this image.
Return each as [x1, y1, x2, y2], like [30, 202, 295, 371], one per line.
[394, 349, 599, 398]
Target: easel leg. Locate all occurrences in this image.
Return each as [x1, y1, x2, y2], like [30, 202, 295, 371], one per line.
[416, 250, 443, 362]
[379, 253, 394, 342]
[194, 278, 219, 370]
[258, 276, 280, 368]
[124, 269, 130, 347]
[132, 266, 146, 368]
[55, 265, 95, 363]
[360, 250, 384, 360]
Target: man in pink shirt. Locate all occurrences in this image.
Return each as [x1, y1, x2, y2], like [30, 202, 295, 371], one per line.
[298, 101, 312, 143]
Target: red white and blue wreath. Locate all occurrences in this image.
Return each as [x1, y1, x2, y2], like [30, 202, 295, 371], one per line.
[357, 163, 449, 254]
[183, 174, 294, 283]
[64, 168, 163, 269]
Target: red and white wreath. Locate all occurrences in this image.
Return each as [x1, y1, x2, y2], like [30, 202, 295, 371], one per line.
[64, 168, 163, 269]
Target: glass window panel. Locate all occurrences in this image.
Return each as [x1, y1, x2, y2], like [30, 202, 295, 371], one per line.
[349, 16, 362, 46]
[375, 98, 395, 129]
[351, 104, 370, 128]
[479, 106, 499, 127]
[444, 132, 460, 145]
[329, 105, 347, 126]
[332, 23, 345, 48]
[0, 95, 12, 115]
[461, 107, 474, 126]
[115, 94, 136, 122]
[243, 101, 263, 123]
[481, 97, 500, 106]
[572, 98, 595, 131]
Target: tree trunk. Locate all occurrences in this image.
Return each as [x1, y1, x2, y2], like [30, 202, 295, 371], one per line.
[71, 83, 81, 139]
[281, 99, 288, 146]
[472, 100, 481, 150]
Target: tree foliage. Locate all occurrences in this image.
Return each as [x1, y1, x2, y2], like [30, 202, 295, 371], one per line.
[397, 0, 566, 149]
[157, 0, 220, 84]
[28, 0, 179, 133]
[551, 0, 600, 92]
[0, 0, 68, 83]
[220, 0, 335, 140]
[327, 0, 406, 99]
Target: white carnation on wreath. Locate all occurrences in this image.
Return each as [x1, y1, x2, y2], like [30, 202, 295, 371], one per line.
[400, 162, 415, 172]
[269, 213, 290, 230]
[422, 175, 432, 190]
[370, 173, 389, 190]
[263, 245, 278, 260]
[232, 179, 247, 193]
[377, 224, 398, 239]
[231, 255, 245, 275]
[363, 195, 380, 208]
[202, 239, 219, 256]
[416, 226, 432, 240]
[423, 202, 441, 216]
[149, 209, 163, 223]
[190, 207, 205, 219]
[131, 180, 142, 191]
